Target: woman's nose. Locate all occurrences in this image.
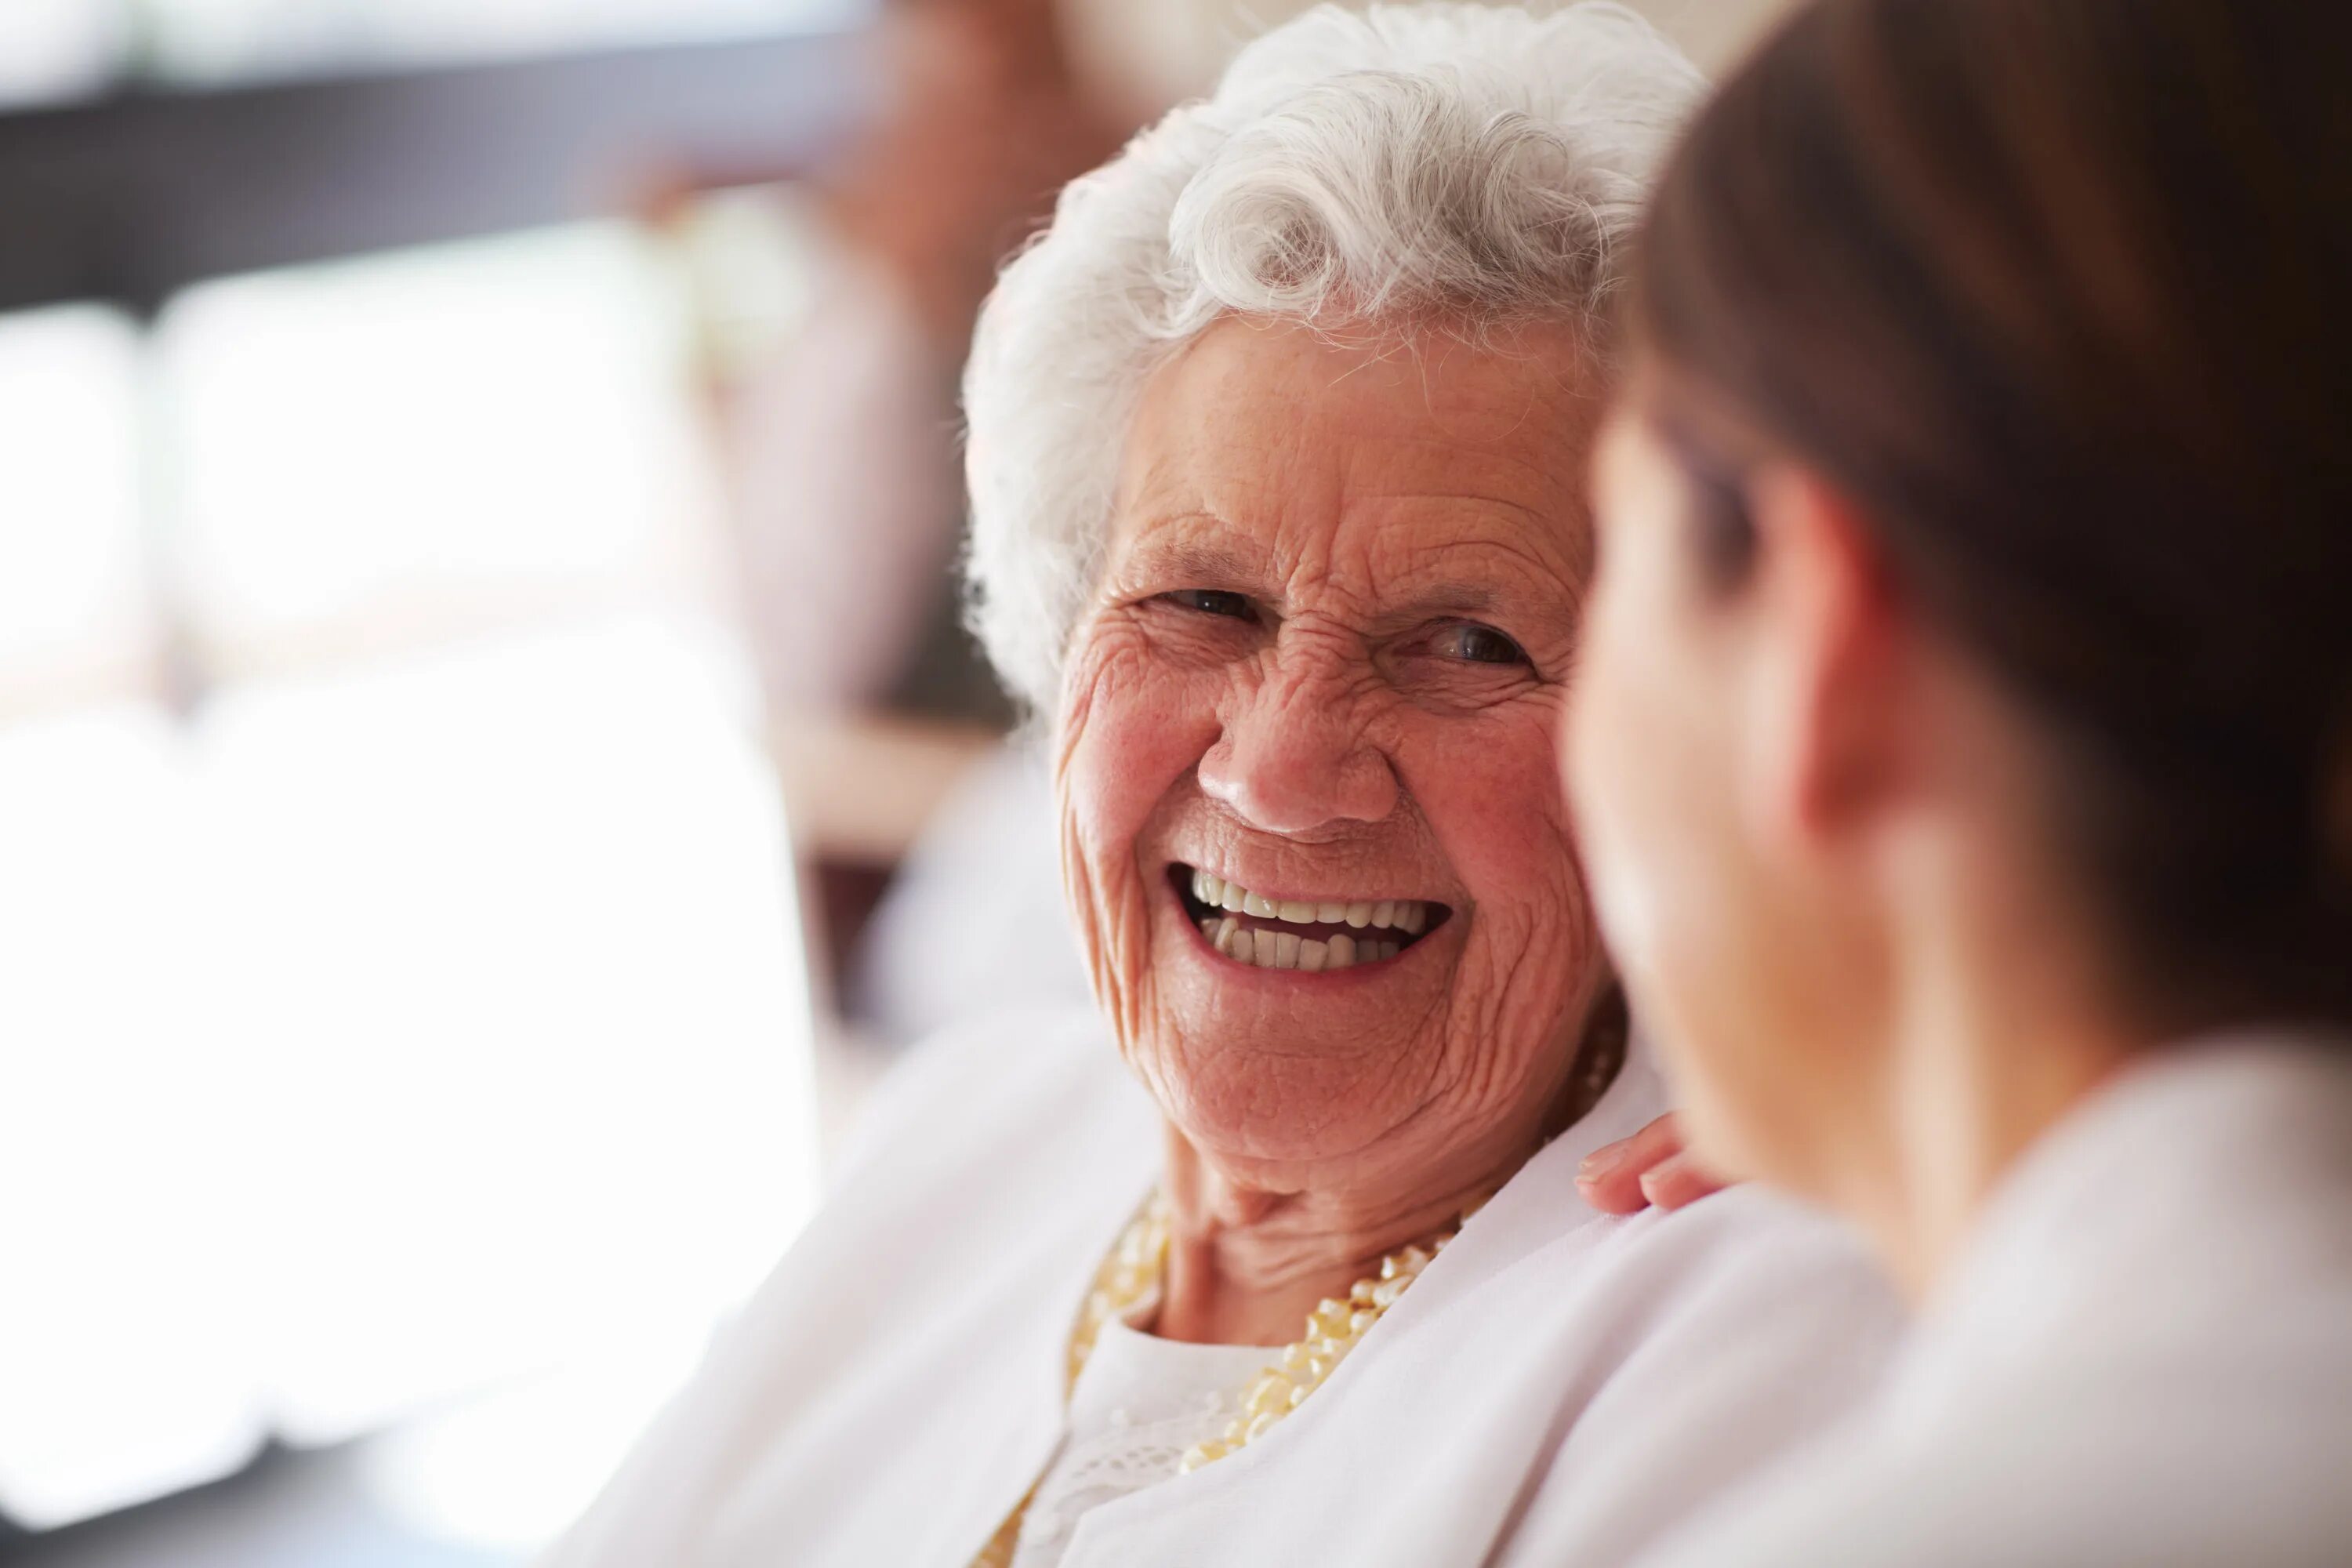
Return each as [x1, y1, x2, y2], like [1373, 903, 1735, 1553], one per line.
[1196, 661, 1399, 834]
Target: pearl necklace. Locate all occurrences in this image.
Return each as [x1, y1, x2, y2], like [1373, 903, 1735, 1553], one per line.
[971, 1193, 1464, 1567]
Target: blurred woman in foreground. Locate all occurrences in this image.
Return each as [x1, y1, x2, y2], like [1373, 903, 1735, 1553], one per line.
[1568, 0, 2352, 1561]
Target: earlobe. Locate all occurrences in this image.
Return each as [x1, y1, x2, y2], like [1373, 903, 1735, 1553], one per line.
[1743, 466, 1911, 847]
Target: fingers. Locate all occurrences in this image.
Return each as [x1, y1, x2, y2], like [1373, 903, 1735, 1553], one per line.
[1576, 1112, 1686, 1214]
[1636, 1150, 1727, 1211]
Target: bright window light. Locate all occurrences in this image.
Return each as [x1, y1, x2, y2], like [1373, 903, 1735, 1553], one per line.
[0, 306, 151, 696]
[0, 707, 267, 1531]
[206, 614, 815, 1450]
[157, 225, 714, 652]
[0, 0, 128, 107]
[142, 0, 871, 85]
[0, 216, 820, 1537]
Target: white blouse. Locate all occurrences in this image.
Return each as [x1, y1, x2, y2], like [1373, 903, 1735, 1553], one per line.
[1638, 1036, 2352, 1567]
[539, 1005, 1904, 1568]
[1009, 1318, 1269, 1566]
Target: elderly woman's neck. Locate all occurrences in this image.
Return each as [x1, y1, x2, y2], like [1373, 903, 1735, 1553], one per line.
[1149, 1122, 1537, 1347]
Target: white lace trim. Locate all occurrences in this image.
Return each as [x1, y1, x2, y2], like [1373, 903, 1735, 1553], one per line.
[1009, 1319, 1275, 1567]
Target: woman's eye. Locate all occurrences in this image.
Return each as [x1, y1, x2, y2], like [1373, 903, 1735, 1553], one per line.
[1440, 623, 1528, 666]
[1159, 589, 1257, 622]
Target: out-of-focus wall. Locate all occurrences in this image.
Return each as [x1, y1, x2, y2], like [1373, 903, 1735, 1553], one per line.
[1058, 0, 1798, 118]
[1621, 0, 1799, 71]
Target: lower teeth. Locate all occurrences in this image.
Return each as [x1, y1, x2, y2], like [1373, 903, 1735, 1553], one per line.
[1197, 916, 1402, 970]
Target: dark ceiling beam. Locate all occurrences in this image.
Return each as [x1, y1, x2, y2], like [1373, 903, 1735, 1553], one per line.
[0, 29, 874, 315]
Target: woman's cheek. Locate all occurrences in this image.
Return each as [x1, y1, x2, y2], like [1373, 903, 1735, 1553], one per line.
[1054, 623, 1221, 1010]
[1058, 624, 1211, 855]
[1435, 712, 1583, 917]
[1417, 710, 1596, 1017]
[1564, 608, 1695, 1040]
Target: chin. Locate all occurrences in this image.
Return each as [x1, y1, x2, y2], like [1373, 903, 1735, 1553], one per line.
[1135, 997, 1445, 1170]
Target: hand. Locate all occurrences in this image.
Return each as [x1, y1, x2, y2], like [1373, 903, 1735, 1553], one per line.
[1576, 1112, 1730, 1214]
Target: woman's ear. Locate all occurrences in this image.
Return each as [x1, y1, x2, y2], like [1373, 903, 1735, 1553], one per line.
[1739, 464, 1915, 855]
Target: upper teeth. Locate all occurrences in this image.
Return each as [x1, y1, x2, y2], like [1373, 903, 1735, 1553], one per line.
[1191, 869, 1428, 934]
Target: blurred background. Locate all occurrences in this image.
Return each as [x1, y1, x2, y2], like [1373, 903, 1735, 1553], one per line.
[0, 2, 1785, 1563]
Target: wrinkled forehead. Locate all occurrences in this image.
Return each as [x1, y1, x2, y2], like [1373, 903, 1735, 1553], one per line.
[1109, 315, 1602, 608]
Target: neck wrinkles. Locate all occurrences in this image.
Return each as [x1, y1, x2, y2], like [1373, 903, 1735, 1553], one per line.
[1150, 1027, 1624, 1345]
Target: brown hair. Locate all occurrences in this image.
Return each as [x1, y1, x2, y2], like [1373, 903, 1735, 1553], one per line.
[1630, 0, 2352, 1033]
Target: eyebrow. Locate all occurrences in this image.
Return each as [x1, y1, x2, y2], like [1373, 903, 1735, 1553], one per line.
[1397, 584, 1503, 618]
[1119, 533, 1263, 587]
[1120, 527, 1573, 631]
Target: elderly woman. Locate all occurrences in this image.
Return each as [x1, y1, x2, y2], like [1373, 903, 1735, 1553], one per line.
[543, 9, 1898, 1566]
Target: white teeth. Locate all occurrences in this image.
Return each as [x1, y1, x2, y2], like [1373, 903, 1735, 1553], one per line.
[1188, 868, 1434, 965]
[1210, 921, 1378, 972]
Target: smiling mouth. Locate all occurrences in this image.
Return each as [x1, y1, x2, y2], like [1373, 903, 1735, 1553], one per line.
[1171, 865, 1452, 972]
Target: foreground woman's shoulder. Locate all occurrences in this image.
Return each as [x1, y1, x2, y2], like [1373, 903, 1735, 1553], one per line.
[1599, 1184, 1895, 1315]
[1434, 1175, 1902, 1568]
[1483, 1187, 1904, 1567]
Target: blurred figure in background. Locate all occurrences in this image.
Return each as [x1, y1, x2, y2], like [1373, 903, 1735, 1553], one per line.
[722, 0, 1120, 720]
[1568, 1, 2352, 1562]
[718, 0, 1329, 720]
[542, 9, 1900, 1568]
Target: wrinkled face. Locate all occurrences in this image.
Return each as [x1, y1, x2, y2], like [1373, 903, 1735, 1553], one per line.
[1055, 316, 1608, 1181]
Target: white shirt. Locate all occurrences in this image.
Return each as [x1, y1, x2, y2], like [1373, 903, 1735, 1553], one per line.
[1638, 1036, 2352, 1568]
[1010, 1319, 1269, 1566]
[540, 1005, 1904, 1568]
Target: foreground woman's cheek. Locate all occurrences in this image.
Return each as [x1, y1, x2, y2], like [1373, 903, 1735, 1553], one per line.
[1563, 582, 1675, 1008]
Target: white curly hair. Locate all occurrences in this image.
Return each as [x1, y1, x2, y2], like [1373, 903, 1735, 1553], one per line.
[960, 2, 1705, 714]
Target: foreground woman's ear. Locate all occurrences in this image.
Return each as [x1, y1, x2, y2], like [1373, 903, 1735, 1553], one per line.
[1577, 1112, 1731, 1213]
[1741, 462, 1917, 851]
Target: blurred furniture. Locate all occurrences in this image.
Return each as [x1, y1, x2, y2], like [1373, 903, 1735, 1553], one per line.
[769, 710, 998, 1000]
[767, 709, 999, 1149]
